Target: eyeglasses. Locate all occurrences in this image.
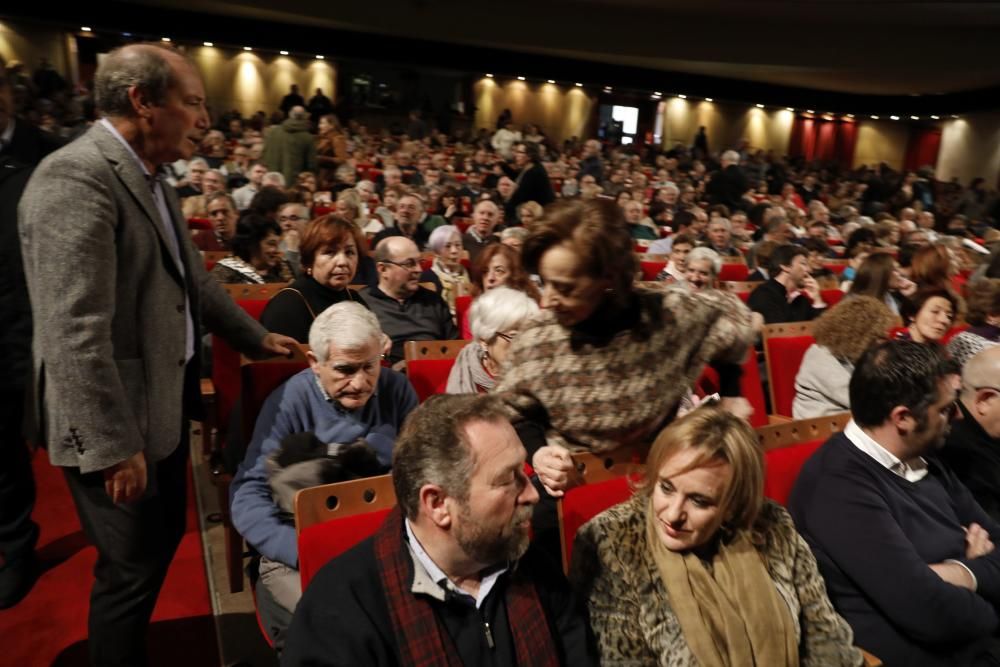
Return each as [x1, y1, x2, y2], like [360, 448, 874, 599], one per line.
[327, 355, 384, 380]
[380, 258, 421, 270]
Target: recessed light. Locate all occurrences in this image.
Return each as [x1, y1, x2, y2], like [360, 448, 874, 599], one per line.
[548, 80, 556, 84]
[931, 115, 941, 120]
[653, 91, 661, 96]
[243, 46, 252, 51]
[846, 114, 855, 119]
[517, 76, 525, 81]
[485, 73, 493, 78]
[280, 50, 289, 55]
[755, 103, 764, 109]
[806, 109, 815, 114]
[575, 82, 583, 87]
[705, 97, 713, 102]
[316, 55, 324, 60]
[951, 114, 960, 119]
[871, 115, 880, 120]
[678, 94, 687, 99]
[161, 37, 170, 42]
[203, 41, 213, 47]
[911, 115, 919, 120]
[890, 115, 900, 120]
[786, 107, 795, 112]
[80, 26, 92, 32]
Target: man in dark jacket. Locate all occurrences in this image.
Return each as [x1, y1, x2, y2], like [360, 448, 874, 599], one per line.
[790, 341, 1000, 667]
[706, 149, 749, 212]
[283, 394, 597, 666]
[262, 106, 317, 185]
[502, 142, 554, 224]
[747, 244, 826, 324]
[939, 347, 1000, 522]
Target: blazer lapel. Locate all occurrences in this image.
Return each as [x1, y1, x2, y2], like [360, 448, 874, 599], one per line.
[90, 123, 185, 279]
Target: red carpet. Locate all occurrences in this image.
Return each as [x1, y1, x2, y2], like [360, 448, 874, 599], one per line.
[0, 449, 219, 666]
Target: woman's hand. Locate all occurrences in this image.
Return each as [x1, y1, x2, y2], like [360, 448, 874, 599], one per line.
[532, 445, 576, 497]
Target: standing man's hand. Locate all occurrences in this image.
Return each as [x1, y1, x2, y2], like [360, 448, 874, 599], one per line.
[260, 333, 299, 357]
[103, 451, 147, 503]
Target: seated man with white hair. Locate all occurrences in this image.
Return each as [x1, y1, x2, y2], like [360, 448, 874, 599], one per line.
[231, 301, 418, 650]
[446, 287, 539, 394]
[683, 246, 723, 291]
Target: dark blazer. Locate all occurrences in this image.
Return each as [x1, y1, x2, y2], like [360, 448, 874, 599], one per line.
[18, 122, 267, 473]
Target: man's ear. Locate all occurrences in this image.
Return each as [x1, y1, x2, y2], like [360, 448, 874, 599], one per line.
[127, 84, 154, 121]
[418, 483, 452, 529]
[307, 350, 321, 375]
[889, 405, 914, 434]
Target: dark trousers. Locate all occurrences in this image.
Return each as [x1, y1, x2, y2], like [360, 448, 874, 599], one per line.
[0, 389, 38, 572]
[63, 427, 189, 667]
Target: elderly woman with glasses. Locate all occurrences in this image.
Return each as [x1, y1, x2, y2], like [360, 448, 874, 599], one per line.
[446, 287, 539, 394]
[571, 407, 862, 667]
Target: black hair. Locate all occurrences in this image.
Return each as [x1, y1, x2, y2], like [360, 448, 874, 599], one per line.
[769, 244, 808, 275]
[248, 185, 291, 219]
[670, 210, 695, 233]
[231, 213, 281, 263]
[849, 340, 957, 428]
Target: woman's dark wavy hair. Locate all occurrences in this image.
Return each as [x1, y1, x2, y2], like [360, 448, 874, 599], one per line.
[231, 213, 281, 263]
[522, 198, 637, 307]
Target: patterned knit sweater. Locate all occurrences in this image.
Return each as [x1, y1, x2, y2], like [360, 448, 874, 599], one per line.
[496, 285, 754, 453]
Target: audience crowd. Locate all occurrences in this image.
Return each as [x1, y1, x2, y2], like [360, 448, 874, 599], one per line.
[6, 47, 1000, 667]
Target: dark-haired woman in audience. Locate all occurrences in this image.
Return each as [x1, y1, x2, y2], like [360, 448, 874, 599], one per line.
[793, 296, 897, 419]
[259, 215, 370, 342]
[848, 252, 916, 315]
[571, 407, 862, 666]
[460, 243, 540, 338]
[446, 287, 538, 394]
[895, 287, 960, 345]
[210, 214, 294, 284]
[947, 278, 1000, 366]
[497, 198, 755, 497]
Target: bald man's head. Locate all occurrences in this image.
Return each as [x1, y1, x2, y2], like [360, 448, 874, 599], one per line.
[962, 346, 1000, 439]
[375, 236, 422, 299]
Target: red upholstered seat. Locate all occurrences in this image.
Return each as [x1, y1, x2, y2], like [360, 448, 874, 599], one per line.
[407, 358, 456, 402]
[188, 216, 213, 230]
[718, 263, 749, 282]
[824, 263, 847, 275]
[640, 260, 667, 281]
[694, 351, 767, 428]
[211, 299, 272, 449]
[454, 218, 472, 233]
[736, 291, 751, 303]
[765, 335, 815, 417]
[455, 296, 473, 340]
[821, 289, 845, 307]
[298, 509, 392, 590]
[559, 475, 638, 572]
[764, 439, 824, 506]
[241, 357, 311, 441]
[419, 257, 433, 271]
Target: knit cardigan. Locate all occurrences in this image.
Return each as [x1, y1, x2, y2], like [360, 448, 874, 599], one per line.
[496, 286, 754, 453]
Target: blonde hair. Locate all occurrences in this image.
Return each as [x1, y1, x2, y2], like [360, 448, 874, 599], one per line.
[638, 407, 763, 533]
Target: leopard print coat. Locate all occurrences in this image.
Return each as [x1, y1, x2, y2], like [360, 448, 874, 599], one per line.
[570, 495, 864, 667]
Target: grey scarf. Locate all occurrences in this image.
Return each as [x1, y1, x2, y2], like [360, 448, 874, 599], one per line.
[446, 342, 495, 394]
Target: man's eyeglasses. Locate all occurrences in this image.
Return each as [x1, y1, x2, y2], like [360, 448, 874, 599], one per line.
[380, 258, 421, 271]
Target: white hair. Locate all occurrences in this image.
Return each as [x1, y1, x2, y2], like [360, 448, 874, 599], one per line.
[187, 157, 209, 170]
[709, 217, 732, 232]
[427, 225, 462, 253]
[662, 182, 680, 195]
[721, 150, 741, 163]
[687, 247, 722, 276]
[469, 287, 539, 343]
[500, 227, 527, 242]
[262, 171, 286, 187]
[309, 302, 383, 362]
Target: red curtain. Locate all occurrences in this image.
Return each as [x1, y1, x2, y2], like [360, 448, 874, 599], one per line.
[788, 117, 858, 168]
[904, 127, 942, 171]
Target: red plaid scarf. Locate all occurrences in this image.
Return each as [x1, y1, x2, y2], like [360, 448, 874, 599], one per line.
[374, 507, 560, 666]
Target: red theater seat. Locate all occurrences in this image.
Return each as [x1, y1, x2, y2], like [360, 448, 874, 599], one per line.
[756, 413, 850, 506]
[406, 358, 456, 402]
[298, 508, 392, 589]
[640, 260, 667, 281]
[821, 289, 845, 307]
[762, 323, 815, 418]
[718, 263, 749, 282]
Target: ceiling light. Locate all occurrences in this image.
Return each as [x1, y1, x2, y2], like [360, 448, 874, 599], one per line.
[517, 76, 525, 81]
[548, 80, 556, 84]
[203, 41, 213, 47]
[161, 37, 170, 42]
[786, 107, 795, 112]
[846, 114, 855, 119]
[705, 97, 713, 102]
[890, 115, 900, 120]
[755, 103, 764, 109]
[806, 109, 815, 114]
[80, 26, 92, 32]
[280, 50, 289, 55]
[243, 46, 252, 51]
[871, 115, 880, 119]
[678, 94, 687, 99]
[575, 82, 583, 87]
[951, 114, 960, 119]
[653, 91, 661, 96]
[485, 73, 493, 78]
[930, 115, 941, 120]
[910, 115, 919, 120]
[316, 55, 324, 60]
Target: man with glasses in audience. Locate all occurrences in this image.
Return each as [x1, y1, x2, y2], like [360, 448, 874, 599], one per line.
[231, 302, 417, 651]
[283, 393, 597, 666]
[277, 201, 310, 275]
[940, 346, 1000, 522]
[364, 237, 459, 367]
[790, 341, 1000, 667]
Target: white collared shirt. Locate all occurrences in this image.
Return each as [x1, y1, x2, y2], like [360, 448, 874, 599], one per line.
[843, 419, 928, 483]
[404, 518, 507, 610]
[98, 118, 194, 362]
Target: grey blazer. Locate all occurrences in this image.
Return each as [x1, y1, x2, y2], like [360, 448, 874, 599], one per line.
[19, 122, 267, 473]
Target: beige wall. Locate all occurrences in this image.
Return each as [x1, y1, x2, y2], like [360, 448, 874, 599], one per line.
[936, 112, 1000, 187]
[473, 78, 595, 144]
[0, 19, 74, 82]
[852, 120, 909, 170]
[660, 97, 795, 154]
[189, 46, 336, 117]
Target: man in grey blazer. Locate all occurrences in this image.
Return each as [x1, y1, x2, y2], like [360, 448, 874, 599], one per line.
[18, 43, 295, 666]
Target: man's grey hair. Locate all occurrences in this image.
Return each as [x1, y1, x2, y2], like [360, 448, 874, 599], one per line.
[187, 157, 209, 170]
[686, 247, 722, 276]
[262, 171, 286, 187]
[289, 105, 308, 121]
[205, 191, 236, 210]
[470, 287, 539, 343]
[500, 227, 528, 242]
[661, 182, 680, 195]
[709, 217, 732, 232]
[204, 169, 224, 182]
[721, 150, 741, 164]
[95, 44, 180, 117]
[309, 302, 383, 362]
[427, 225, 462, 253]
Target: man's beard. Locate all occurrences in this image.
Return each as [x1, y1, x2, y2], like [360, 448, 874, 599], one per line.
[454, 504, 533, 566]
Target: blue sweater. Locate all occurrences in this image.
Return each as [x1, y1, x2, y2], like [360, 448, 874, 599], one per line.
[789, 432, 1000, 667]
[230, 368, 417, 567]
